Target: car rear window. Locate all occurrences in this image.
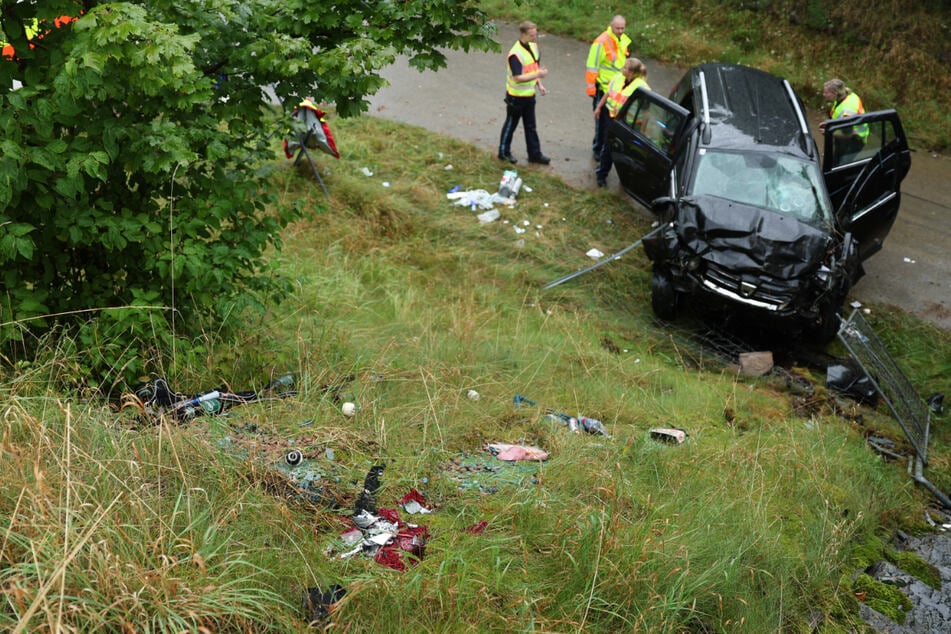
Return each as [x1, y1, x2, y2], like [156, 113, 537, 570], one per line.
[690, 149, 831, 223]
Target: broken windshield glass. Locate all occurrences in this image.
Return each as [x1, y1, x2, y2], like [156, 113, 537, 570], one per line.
[691, 149, 831, 224]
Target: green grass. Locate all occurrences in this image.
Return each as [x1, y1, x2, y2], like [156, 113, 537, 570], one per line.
[480, 0, 951, 152]
[2, 115, 949, 631]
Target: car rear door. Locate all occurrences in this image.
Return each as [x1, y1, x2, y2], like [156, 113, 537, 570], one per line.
[608, 88, 691, 209]
[822, 110, 911, 260]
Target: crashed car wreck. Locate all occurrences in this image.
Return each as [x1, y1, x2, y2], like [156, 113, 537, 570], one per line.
[607, 62, 911, 342]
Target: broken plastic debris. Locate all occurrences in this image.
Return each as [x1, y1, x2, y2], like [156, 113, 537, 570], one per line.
[498, 170, 522, 199]
[578, 416, 611, 437]
[301, 584, 346, 626]
[400, 489, 432, 514]
[447, 188, 496, 210]
[444, 164, 453, 170]
[354, 464, 385, 516]
[850, 300, 863, 309]
[340, 528, 363, 546]
[650, 428, 688, 443]
[382, 181, 390, 187]
[903, 257, 916, 264]
[360, 167, 373, 176]
[477, 209, 500, 224]
[586, 248, 605, 259]
[448, 184, 461, 193]
[826, 362, 879, 405]
[486, 442, 549, 462]
[928, 393, 945, 414]
[352, 510, 378, 529]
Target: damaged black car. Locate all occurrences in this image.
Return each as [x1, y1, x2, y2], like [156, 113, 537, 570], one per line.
[607, 62, 911, 342]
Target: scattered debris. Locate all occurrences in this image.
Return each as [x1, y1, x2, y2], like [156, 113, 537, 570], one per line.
[466, 389, 480, 401]
[337, 506, 429, 571]
[447, 188, 496, 210]
[650, 428, 688, 444]
[125, 375, 297, 423]
[586, 248, 605, 260]
[301, 584, 346, 627]
[486, 442, 549, 462]
[400, 489, 432, 515]
[439, 451, 541, 494]
[477, 208, 500, 224]
[498, 170, 523, 201]
[928, 393, 945, 415]
[354, 464, 385, 516]
[329, 466, 431, 571]
[513, 394, 611, 437]
[826, 361, 879, 406]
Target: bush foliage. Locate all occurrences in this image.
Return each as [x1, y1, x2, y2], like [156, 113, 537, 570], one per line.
[0, 0, 495, 386]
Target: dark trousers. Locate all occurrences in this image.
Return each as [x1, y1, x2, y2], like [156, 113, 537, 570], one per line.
[591, 87, 606, 154]
[498, 94, 542, 159]
[595, 115, 615, 182]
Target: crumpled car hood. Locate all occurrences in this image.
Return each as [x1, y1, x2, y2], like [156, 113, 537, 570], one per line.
[675, 196, 832, 280]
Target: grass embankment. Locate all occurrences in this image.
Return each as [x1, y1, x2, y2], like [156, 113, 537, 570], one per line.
[480, 0, 951, 152]
[2, 116, 950, 631]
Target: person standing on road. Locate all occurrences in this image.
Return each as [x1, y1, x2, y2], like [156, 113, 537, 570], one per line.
[594, 58, 648, 187]
[585, 15, 631, 159]
[820, 78, 868, 162]
[498, 21, 551, 165]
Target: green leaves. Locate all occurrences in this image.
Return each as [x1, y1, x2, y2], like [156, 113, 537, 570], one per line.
[1, 0, 494, 384]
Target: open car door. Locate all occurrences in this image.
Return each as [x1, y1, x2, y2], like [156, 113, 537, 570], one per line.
[607, 88, 691, 209]
[822, 109, 911, 261]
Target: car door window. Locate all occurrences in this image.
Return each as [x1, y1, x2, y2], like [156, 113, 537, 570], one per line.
[827, 116, 895, 169]
[622, 93, 686, 155]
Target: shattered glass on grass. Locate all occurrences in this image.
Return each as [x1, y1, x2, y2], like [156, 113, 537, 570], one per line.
[439, 452, 542, 494]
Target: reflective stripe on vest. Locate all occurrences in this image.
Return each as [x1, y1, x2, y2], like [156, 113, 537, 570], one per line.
[606, 76, 648, 118]
[585, 30, 632, 96]
[506, 41, 539, 97]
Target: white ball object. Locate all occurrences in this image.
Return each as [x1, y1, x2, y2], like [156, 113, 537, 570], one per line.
[341, 402, 356, 416]
[467, 389, 480, 401]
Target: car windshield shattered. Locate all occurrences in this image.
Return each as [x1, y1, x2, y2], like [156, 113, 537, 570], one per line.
[690, 149, 832, 225]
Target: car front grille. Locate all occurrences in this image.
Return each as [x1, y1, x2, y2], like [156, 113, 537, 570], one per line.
[702, 262, 800, 312]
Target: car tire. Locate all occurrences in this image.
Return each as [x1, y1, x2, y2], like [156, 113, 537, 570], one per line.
[651, 267, 680, 321]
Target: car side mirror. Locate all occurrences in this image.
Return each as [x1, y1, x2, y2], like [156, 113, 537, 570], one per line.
[650, 196, 675, 211]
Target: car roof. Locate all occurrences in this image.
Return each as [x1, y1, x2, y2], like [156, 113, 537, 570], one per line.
[686, 63, 812, 156]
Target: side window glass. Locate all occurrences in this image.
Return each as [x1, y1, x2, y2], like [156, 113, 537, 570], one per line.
[830, 117, 892, 168]
[624, 95, 685, 155]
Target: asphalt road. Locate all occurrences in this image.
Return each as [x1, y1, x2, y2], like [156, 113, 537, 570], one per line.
[367, 22, 951, 331]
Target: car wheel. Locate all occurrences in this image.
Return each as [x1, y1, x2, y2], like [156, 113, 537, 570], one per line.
[651, 267, 680, 321]
[810, 297, 842, 344]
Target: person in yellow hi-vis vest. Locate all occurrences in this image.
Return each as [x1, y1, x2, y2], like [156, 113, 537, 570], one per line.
[498, 21, 551, 165]
[593, 58, 649, 188]
[585, 16, 631, 159]
[820, 77, 869, 163]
